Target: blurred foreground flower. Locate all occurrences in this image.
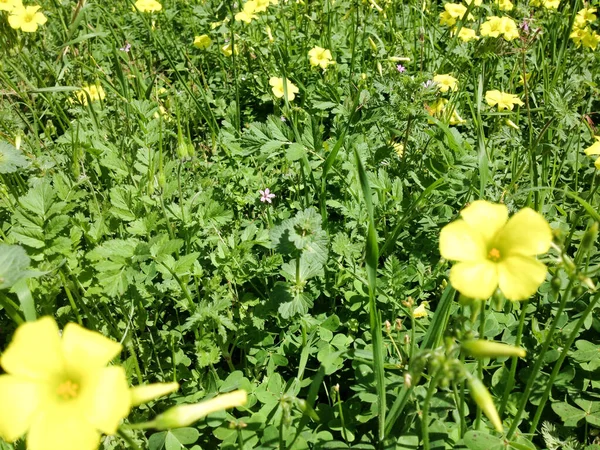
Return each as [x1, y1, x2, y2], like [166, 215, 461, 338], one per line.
[193, 34, 212, 50]
[485, 90, 523, 111]
[308, 46, 335, 70]
[76, 83, 106, 105]
[134, 0, 162, 12]
[0, 317, 177, 450]
[8, 5, 47, 32]
[0, 0, 22, 12]
[439, 200, 552, 300]
[269, 77, 299, 101]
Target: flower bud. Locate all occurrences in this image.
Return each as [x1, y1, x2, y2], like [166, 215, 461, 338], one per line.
[377, 62, 383, 76]
[461, 340, 526, 358]
[368, 36, 378, 52]
[581, 222, 599, 251]
[130, 382, 180, 407]
[153, 390, 247, 430]
[466, 374, 502, 432]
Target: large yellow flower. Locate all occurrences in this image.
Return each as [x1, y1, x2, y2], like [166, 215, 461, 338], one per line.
[0, 0, 22, 12]
[439, 201, 552, 300]
[0, 317, 130, 450]
[8, 5, 47, 32]
[308, 46, 335, 70]
[269, 76, 299, 101]
[433, 74, 458, 93]
[485, 90, 523, 111]
[0, 317, 178, 450]
[134, 0, 162, 12]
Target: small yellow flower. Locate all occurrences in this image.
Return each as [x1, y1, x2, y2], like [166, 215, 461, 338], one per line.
[457, 27, 479, 42]
[308, 46, 335, 70]
[575, 7, 597, 27]
[8, 5, 47, 32]
[463, 0, 482, 5]
[193, 34, 212, 50]
[76, 83, 106, 105]
[480, 16, 519, 41]
[255, 0, 270, 12]
[427, 98, 465, 125]
[584, 138, 600, 169]
[221, 42, 239, 56]
[0, 0, 21, 12]
[439, 200, 553, 300]
[439, 3, 472, 27]
[392, 142, 404, 157]
[496, 0, 513, 11]
[542, 0, 560, 9]
[485, 90, 523, 111]
[413, 301, 429, 318]
[235, 0, 257, 23]
[269, 76, 299, 101]
[582, 30, 600, 50]
[433, 74, 458, 93]
[134, 0, 162, 12]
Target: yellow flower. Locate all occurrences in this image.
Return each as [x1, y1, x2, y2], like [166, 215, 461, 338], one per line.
[480, 16, 519, 41]
[413, 301, 429, 318]
[221, 42, 239, 56]
[433, 74, 458, 93]
[308, 46, 335, 70]
[575, 7, 597, 27]
[8, 5, 47, 32]
[439, 3, 472, 27]
[463, 0, 482, 6]
[439, 201, 552, 300]
[427, 98, 465, 125]
[582, 30, 600, 50]
[584, 138, 600, 169]
[0, 317, 130, 450]
[134, 0, 162, 12]
[457, 27, 479, 42]
[235, 0, 257, 23]
[542, 0, 560, 9]
[269, 77, 299, 101]
[496, 0, 513, 11]
[485, 90, 523, 111]
[193, 34, 212, 50]
[392, 142, 404, 157]
[76, 83, 106, 105]
[0, 0, 21, 12]
[255, 0, 270, 12]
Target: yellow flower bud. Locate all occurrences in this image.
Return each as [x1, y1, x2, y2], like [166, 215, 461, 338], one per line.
[461, 340, 526, 358]
[130, 382, 180, 407]
[368, 36, 378, 52]
[466, 374, 503, 432]
[153, 390, 247, 429]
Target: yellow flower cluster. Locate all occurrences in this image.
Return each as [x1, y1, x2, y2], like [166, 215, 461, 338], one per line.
[134, 0, 162, 12]
[480, 16, 519, 41]
[530, 0, 560, 9]
[570, 7, 600, 50]
[3, 1, 47, 33]
[235, 0, 276, 23]
[308, 46, 335, 70]
[440, 201, 552, 301]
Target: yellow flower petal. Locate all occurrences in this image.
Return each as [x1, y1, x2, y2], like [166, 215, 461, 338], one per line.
[495, 208, 552, 256]
[62, 323, 122, 375]
[449, 260, 498, 299]
[460, 200, 508, 243]
[585, 141, 600, 156]
[497, 255, 547, 300]
[439, 220, 487, 261]
[0, 375, 40, 442]
[27, 405, 100, 450]
[79, 367, 131, 434]
[130, 382, 180, 406]
[0, 316, 63, 380]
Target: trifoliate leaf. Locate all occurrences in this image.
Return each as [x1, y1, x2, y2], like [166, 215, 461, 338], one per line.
[0, 141, 28, 174]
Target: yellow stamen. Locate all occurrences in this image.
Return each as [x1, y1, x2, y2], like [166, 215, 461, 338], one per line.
[57, 380, 79, 399]
[488, 248, 501, 261]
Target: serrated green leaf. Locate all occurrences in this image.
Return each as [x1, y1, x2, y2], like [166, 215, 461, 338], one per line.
[0, 141, 28, 173]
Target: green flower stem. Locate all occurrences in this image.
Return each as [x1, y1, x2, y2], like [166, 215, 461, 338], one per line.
[528, 290, 600, 433]
[499, 301, 528, 416]
[422, 371, 441, 450]
[0, 292, 24, 325]
[506, 278, 575, 439]
[474, 301, 486, 429]
[59, 271, 83, 325]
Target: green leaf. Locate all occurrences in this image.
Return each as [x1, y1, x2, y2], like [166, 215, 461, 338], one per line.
[463, 430, 504, 450]
[272, 281, 314, 319]
[0, 244, 30, 290]
[551, 402, 586, 427]
[0, 141, 28, 173]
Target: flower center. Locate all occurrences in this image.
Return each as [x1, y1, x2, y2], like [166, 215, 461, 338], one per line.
[57, 380, 79, 400]
[23, 13, 35, 23]
[487, 247, 501, 262]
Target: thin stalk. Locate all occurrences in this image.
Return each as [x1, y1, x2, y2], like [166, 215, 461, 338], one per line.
[422, 372, 440, 450]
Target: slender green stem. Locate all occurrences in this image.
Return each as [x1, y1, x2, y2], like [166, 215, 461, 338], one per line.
[422, 372, 440, 450]
[118, 428, 142, 450]
[499, 302, 528, 416]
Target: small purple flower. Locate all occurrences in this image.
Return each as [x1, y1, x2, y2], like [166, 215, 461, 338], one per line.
[259, 188, 276, 203]
[520, 20, 529, 33]
[120, 42, 131, 52]
[396, 64, 406, 73]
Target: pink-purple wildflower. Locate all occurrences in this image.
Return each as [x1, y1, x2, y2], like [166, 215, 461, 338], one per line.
[259, 188, 276, 203]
